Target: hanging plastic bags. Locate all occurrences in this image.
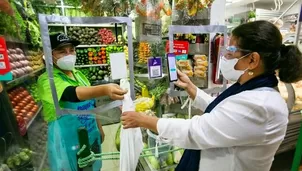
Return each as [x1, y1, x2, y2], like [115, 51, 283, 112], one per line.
[119, 79, 144, 171]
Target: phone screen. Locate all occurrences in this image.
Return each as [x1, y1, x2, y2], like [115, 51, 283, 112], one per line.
[167, 53, 178, 82]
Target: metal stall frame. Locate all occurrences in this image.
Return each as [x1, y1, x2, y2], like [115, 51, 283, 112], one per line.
[38, 14, 135, 119]
[167, 25, 228, 97]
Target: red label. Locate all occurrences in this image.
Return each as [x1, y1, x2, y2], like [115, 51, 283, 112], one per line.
[0, 37, 10, 75]
[166, 40, 189, 55]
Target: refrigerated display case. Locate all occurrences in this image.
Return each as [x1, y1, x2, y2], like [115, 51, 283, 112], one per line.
[277, 81, 302, 155]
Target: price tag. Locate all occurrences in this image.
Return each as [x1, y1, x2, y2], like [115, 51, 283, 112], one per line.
[148, 57, 162, 79]
[0, 36, 12, 81]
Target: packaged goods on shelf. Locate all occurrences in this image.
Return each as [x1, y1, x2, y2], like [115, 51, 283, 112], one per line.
[292, 81, 302, 111]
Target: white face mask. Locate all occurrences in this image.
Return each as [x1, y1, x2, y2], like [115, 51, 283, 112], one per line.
[220, 55, 249, 82]
[56, 54, 76, 71]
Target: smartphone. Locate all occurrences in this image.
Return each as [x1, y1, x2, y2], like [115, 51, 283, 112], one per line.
[167, 53, 178, 82]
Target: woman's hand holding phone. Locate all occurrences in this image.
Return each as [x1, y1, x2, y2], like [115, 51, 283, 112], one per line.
[174, 70, 197, 99]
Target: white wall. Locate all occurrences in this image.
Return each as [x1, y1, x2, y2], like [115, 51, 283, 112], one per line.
[280, 1, 301, 15]
[211, 0, 226, 25]
[225, 0, 302, 18]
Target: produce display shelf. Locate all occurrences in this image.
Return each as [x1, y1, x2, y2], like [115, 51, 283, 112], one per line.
[76, 44, 124, 48]
[35, 4, 82, 9]
[6, 67, 45, 85]
[26, 105, 43, 129]
[75, 64, 108, 68]
[77, 44, 107, 48]
[48, 23, 123, 28]
[135, 74, 167, 79]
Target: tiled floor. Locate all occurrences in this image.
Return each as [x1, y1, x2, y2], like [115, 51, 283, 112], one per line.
[101, 123, 120, 171]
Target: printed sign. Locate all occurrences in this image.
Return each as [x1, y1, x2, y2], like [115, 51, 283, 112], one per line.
[0, 37, 12, 81]
[142, 23, 161, 36]
[148, 57, 162, 79]
[166, 40, 189, 55]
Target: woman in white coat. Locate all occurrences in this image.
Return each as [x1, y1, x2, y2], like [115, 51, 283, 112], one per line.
[121, 21, 302, 171]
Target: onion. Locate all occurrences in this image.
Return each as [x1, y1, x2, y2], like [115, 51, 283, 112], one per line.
[9, 49, 14, 54]
[20, 54, 25, 60]
[8, 55, 13, 62]
[16, 68, 25, 76]
[13, 62, 21, 68]
[20, 67, 27, 74]
[16, 48, 23, 54]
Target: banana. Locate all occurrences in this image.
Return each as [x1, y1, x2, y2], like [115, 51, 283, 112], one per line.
[188, 1, 198, 16]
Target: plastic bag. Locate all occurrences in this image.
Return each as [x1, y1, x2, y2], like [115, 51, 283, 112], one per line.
[119, 79, 144, 171]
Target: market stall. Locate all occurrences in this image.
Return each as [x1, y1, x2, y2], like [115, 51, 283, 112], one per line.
[1, 0, 302, 171]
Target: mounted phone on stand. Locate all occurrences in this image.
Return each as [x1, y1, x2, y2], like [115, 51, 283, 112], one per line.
[167, 53, 178, 82]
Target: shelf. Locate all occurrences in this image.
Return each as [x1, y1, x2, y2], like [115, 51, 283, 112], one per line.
[135, 74, 167, 79]
[76, 44, 125, 48]
[77, 44, 107, 48]
[26, 105, 43, 129]
[6, 67, 45, 85]
[48, 23, 123, 27]
[35, 4, 82, 9]
[75, 64, 108, 68]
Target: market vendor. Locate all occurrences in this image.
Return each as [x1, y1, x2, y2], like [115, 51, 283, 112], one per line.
[121, 21, 302, 171]
[37, 33, 127, 171]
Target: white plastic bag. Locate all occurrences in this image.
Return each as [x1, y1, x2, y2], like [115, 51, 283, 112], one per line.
[119, 79, 144, 171]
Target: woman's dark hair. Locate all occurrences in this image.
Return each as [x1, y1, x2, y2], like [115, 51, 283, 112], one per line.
[232, 20, 302, 83]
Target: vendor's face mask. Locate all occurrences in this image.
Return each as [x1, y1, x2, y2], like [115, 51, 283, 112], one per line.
[221, 46, 251, 81]
[56, 54, 76, 71]
[52, 44, 76, 71]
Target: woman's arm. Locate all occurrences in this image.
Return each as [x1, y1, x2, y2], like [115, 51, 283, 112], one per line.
[122, 93, 269, 150]
[175, 70, 214, 111]
[191, 88, 215, 111]
[76, 84, 127, 101]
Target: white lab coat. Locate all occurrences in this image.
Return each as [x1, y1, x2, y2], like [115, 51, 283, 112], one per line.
[157, 87, 288, 171]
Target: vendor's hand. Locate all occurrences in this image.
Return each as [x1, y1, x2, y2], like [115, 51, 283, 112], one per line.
[174, 70, 197, 99]
[100, 129, 105, 144]
[106, 84, 127, 100]
[121, 111, 144, 129]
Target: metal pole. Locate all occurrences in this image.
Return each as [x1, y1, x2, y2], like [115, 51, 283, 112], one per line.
[295, 3, 302, 45]
[274, 0, 299, 24]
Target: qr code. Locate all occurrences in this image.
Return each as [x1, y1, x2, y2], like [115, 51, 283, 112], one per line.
[0, 62, 6, 69]
[150, 66, 161, 78]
